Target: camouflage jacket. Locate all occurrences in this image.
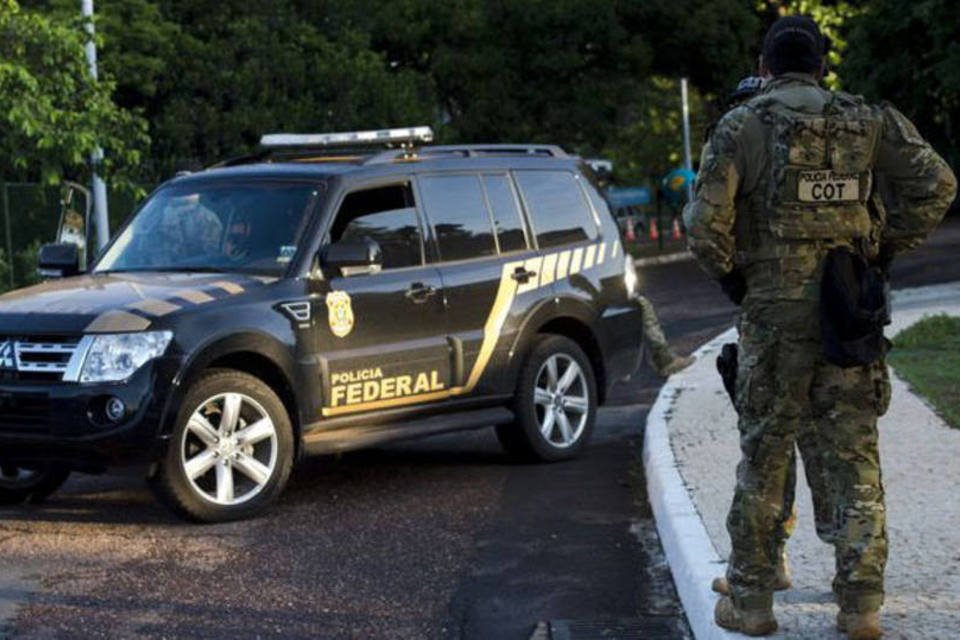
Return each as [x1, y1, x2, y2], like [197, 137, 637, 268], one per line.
[683, 74, 957, 298]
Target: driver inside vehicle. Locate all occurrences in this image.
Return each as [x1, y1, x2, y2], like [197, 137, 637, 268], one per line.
[155, 194, 224, 262]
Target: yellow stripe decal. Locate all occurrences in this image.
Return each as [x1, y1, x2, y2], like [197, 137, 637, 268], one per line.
[85, 310, 152, 333]
[583, 244, 597, 270]
[127, 298, 181, 317]
[172, 289, 215, 305]
[539, 253, 558, 286]
[556, 250, 571, 279]
[570, 247, 584, 274]
[214, 281, 245, 295]
[596, 242, 606, 265]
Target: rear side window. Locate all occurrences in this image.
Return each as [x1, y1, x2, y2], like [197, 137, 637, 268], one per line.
[515, 171, 598, 249]
[481, 174, 528, 253]
[330, 184, 422, 270]
[418, 174, 497, 262]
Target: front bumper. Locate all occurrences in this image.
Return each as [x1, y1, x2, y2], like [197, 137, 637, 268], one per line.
[0, 356, 182, 472]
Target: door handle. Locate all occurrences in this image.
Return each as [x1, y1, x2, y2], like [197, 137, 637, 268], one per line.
[511, 267, 537, 284]
[405, 282, 437, 304]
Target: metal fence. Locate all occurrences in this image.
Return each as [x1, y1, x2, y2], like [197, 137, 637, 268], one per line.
[0, 182, 146, 292]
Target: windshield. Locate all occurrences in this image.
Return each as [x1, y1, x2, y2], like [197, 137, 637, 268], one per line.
[95, 181, 320, 275]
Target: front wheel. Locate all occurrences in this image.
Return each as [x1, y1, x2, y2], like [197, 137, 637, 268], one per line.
[150, 370, 294, 523]
[0, 463, 70, 506]
[496, 335, 598, 462]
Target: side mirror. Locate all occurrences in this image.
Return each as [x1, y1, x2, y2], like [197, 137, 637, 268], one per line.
[320, 237, 383, 277]
[37, 243, 81, 279]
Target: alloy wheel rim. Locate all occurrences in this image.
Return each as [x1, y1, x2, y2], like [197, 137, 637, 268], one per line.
[534, 354, 589, 448]
[180, 392, 278, 506]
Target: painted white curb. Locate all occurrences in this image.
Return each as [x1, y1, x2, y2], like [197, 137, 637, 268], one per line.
[643, 328, 739, 640]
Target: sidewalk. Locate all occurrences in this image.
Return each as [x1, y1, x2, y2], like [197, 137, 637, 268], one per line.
[645, 282, 960, 639]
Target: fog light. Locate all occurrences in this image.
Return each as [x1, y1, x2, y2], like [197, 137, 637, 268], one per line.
[105, 397, 126, 423]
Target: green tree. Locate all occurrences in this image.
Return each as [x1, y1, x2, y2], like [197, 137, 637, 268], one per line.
[143, 0, 435, 175]
[0, 0, 147, 188]
[841, 0, 960, 168]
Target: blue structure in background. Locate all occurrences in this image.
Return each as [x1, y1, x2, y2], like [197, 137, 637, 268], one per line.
[606, 186, 652, 209]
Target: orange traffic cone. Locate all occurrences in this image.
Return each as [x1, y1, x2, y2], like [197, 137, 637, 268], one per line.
[625, 217, 636, 243]
[649, 217, 659, 241]
[672, 218, 683, 240]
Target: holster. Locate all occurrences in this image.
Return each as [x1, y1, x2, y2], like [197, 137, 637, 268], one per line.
[820, 247, 891, 368]
[716, 342, 739, 409]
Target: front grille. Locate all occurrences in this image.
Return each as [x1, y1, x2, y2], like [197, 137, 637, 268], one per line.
[0, 392, 51, 433]
[0, 336, 87, 382]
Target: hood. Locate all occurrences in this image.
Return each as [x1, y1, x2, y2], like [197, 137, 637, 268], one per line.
[0, 272, 276, 335]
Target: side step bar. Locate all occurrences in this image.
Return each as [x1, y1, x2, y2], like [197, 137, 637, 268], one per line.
[302, 406, 514, 456]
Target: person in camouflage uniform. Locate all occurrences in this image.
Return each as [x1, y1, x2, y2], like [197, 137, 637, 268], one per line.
[683, 15, 957, 638]
[635, 293, 694, 376]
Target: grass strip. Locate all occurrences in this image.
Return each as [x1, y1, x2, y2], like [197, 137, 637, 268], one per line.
[888, 314, 960, 429]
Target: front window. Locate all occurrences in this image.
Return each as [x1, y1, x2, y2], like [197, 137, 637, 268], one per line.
[96, 181, 319, 275]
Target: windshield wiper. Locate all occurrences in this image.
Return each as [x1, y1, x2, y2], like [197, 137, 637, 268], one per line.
[95, 266, 227, 275]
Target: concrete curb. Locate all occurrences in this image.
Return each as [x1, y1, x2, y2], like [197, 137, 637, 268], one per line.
[642, 328, 739, 640]
[634, 251, 695, 268]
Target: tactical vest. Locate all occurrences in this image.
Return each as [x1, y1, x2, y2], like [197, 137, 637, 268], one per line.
[738, 87, 883, 257]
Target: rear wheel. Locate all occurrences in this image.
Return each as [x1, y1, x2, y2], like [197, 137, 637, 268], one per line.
[0, 463, 70, 506]
[496, 335, 598, 462]
[150, 369, 294, 523]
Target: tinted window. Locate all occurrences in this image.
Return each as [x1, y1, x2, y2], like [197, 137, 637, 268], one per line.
[96, 182, 317, 276]
[515, 171, 598, 248]
[418, 175, 497, 262]
[482, 174, 528, 253]
[331, 185, 422, 270]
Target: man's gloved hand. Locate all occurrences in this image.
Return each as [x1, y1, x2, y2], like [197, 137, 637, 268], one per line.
[719, 270, 747, 305]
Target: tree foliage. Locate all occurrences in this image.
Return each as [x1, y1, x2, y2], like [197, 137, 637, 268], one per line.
[841, 0, 960, 167]
[6, 0, 957, 189]
[0, 0, 147, 187]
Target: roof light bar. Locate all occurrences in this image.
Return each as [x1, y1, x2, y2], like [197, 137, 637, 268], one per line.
[260, 126, 434, 149]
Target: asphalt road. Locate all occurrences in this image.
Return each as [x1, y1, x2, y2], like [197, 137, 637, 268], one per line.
[1, 216, 957, 640]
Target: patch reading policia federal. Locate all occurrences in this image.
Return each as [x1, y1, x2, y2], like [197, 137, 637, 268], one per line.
[0, 126, 646, 522]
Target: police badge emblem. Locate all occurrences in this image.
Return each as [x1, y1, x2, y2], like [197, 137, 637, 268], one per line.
[326, 291, 354, 338]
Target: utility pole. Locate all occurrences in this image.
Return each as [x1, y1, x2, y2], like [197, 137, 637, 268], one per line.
[81, 0, 110, 250]
[680, 77, 694, 203]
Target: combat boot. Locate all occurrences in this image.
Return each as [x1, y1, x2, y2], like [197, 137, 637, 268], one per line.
[837, 610, 882, 640]
[711, 547, 792, 595]
[659, 354, 695, 376]
[714, 596, 777, 636]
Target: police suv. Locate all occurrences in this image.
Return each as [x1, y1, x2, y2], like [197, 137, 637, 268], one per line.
[0, 127, 644, 522]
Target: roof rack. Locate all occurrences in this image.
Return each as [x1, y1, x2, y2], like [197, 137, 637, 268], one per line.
[363, 144, 568, 165]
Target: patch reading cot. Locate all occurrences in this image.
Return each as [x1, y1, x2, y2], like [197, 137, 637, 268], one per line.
[797, 170, 861, 203]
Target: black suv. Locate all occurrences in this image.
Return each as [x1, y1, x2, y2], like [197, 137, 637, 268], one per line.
[0, 127, 644, 522]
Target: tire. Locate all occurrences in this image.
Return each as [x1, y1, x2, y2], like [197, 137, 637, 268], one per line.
[496, 334, 598, 462]
[0, 463, 70, 506]
[149, 369, 295, 523]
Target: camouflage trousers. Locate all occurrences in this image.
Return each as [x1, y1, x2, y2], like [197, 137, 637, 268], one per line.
[634, 294, 675, 374]
[726, 315, 891, 614]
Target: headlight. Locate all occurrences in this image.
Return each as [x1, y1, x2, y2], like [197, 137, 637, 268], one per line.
[624, 255, 639, 298]
[80, 331, 173, 383]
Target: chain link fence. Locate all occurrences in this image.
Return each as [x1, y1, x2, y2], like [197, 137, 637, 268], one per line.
[0, 182, 146, 293]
